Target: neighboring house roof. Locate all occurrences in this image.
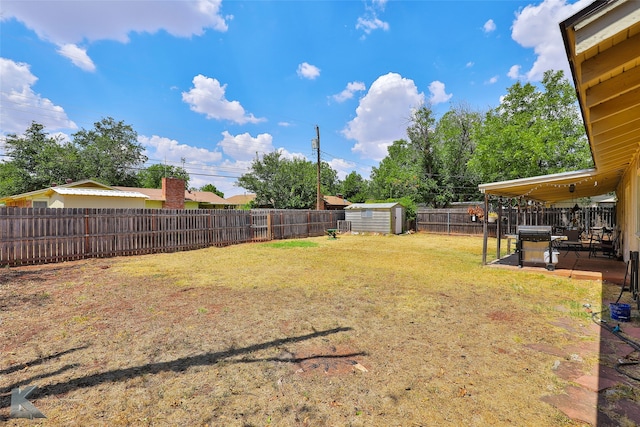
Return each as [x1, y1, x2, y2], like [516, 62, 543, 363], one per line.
[0, 179, 128, 204]
[185, 190, 228, 205]
[113, 187, 230, 205]
[115, 187, 163, 201]
[323, 195, 351, 207]
[345, 202, 401, 209]
[52, 187, 148, 198]
[226, 194, 256, 205]
[0, 179, 231, 207]
[479, 0, 640, 204]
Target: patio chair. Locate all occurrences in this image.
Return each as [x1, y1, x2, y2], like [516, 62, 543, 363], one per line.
[590, 229, 617, 258]
[560, 229, 583, 257]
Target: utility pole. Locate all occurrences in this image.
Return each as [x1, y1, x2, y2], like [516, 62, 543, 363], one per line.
[313, 125, 322, 210]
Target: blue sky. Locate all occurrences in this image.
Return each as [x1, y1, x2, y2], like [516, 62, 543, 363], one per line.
[0, 0, 591, 197]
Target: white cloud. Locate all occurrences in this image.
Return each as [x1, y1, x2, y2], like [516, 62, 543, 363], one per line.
[428, 81, 452, 105]
[56, 44, 96, 72]
[356, 0, 389, 36]
[218, 131, 274, 162]
[466, 61, 475, 68]
[277, 148, 308, 161]
[356, 17, 390, 35]
[0, 58, 76, 134]
[137, 133, 249, 196]
[182, 74, 265, 124]
[328, 158, 357, 180]
[483, 19, 496, 33]
[1, 0, 230, 69]
[510, 0, 591, 81]
[342, 72, 424, 161]
[331, 81, 366, 103]
[486, 75, 499, 85]
[297, 62, 321, 80]
[139, 135, 223, 164]
[507, 64, 523, 80]
[278, 121, 292, 127]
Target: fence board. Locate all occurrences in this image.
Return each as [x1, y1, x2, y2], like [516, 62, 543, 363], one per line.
[0, 207, 344, 266]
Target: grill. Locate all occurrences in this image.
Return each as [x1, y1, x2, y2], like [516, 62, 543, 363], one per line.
[517, 225, 556, 270]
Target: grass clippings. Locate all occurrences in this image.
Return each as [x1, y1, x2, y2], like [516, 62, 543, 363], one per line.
[0, 233, 617, 426]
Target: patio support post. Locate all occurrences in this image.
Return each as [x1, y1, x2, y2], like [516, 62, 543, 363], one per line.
[496, 198, 502, 260]
[482, 193, 489, 265]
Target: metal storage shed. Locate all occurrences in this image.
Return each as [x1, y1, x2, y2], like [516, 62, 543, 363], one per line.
[344, 202, 405, 234]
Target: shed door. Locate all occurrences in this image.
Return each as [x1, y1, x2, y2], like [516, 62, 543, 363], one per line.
[394, 207, 403, 234]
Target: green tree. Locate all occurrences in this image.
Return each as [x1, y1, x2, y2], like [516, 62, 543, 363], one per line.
[469, 70, 592, 182]
[370, 139, 421, 201]
[237, 151, 338, 209]
[0, 122, 80, 196]
[320, 161, 339, 196]
[406, 105, 453, 207]
[73, 117, 147, 186]
[200, 183, 224, 198]
[370, 104, 454, 207]
[137, 163, 190, 189]
[434, 103, 483, 202]
[339, 171, 369, 203]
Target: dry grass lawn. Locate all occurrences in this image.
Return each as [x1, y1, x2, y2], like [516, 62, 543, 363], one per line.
[1, 233, 611, 426]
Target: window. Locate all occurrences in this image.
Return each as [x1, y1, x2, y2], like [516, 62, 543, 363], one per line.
[32, 201, 48, 208]
[361, 209, 373, 218]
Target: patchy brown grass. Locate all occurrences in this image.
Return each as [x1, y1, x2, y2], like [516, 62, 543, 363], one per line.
[0, 233, 606, 426]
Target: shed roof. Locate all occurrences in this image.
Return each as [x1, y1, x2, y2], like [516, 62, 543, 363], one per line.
[345, 202, 401, 209]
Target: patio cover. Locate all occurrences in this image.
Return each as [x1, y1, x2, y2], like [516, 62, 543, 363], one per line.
[478, 168, 616, 204]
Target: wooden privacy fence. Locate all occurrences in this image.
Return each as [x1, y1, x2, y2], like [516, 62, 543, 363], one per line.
[0, 207, 345, 266]
[416, 206, 616, 236]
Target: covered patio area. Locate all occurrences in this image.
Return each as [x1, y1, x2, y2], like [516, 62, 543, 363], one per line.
[489, 247, 628, 286]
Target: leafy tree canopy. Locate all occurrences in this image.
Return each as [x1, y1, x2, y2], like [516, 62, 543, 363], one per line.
[200, 183, 224, 198]
[0, 117, 147, 197]
[73, 117, 147, 186]
[237, 151, 338, 209]
[1, 122, 82, 196]
[469, 70, 592, 182]
[340, 171, 370, 203]
[370, 139, 421, 201]
[433, 103, 483, 202]
[137, 163, 190, 189]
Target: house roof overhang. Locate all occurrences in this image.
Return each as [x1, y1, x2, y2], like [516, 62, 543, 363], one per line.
[480, 0, 640, 204]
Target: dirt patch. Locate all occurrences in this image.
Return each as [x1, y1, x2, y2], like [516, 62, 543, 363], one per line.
[290, 344, 368, 377]
[487, 310, 519, 322]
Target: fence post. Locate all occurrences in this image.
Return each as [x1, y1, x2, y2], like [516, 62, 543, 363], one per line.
[84, 208, 90, 256]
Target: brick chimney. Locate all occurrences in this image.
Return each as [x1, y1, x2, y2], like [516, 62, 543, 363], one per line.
[161, 177, 185, 209]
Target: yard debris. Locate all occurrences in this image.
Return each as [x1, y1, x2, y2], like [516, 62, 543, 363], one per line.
[350, 361, 368, 372]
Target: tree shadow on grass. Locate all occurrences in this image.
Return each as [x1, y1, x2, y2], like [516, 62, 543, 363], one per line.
[0, 327, 362, 418]
[0, 345, 88, 376]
